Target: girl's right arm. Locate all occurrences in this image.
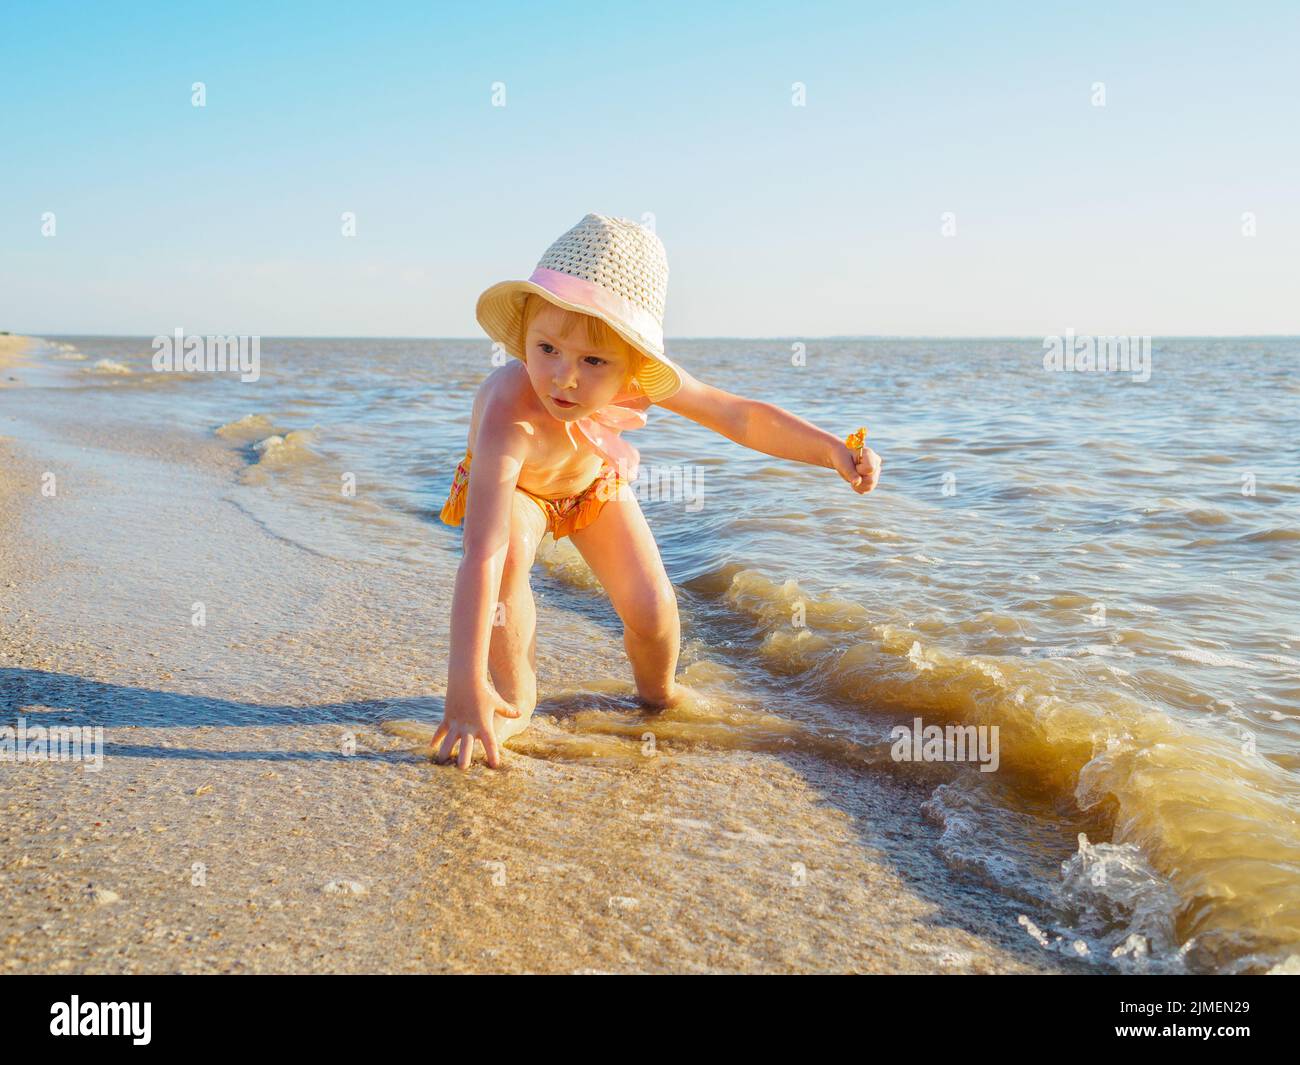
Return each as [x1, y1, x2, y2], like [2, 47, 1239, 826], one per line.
[433, 408, 532, 770]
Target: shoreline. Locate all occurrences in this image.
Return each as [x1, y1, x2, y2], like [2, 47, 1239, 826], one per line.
[0, 348, 1083, 974]
[0, 334, 38, 384]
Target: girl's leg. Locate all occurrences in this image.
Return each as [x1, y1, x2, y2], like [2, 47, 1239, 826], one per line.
[567, 490, 682, 707]
[486, 490, 549, 744]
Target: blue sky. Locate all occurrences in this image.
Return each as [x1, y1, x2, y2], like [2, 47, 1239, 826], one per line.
[2, 0, 1297, 336]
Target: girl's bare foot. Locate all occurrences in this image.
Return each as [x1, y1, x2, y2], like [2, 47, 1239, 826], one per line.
[636, 681, 694, 710]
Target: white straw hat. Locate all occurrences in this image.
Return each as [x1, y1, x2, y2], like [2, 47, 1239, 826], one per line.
[475, 213, 683, 402]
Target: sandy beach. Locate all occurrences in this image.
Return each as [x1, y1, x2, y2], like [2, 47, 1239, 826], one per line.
[0, 335, 36, 383]
[6, 0, 1300, 996]
[0, 340, 1085, 974]
[4, 333, 1296, 975]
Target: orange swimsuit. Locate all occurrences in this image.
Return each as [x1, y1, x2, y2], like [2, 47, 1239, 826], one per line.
[439, 447, 631, 541]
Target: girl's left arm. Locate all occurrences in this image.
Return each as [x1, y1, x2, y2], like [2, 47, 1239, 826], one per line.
[657, 368, 882, 493]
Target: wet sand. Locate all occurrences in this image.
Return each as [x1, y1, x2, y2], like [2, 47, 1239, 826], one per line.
[0, 406, 1084, 974]
[0, 335, 36, 384]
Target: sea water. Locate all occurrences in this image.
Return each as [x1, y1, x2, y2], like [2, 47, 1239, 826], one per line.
[5, 334, 1298, 972]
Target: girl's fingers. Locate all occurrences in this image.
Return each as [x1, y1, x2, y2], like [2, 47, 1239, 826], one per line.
[436, 727, 457, 764]
[481, 730, 501, 769]
[834, 446, 862, 487]
[855, 450, 882, 490]
[433, 722, 508, 768]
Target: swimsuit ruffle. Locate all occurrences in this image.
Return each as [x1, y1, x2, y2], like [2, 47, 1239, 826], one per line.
[439, 449, 628, 541]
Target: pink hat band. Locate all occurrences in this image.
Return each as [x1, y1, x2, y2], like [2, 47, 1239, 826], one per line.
[527, 266, 665, 355]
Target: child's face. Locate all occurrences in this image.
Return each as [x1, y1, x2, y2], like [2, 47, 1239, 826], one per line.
[522, 304, 634, 421]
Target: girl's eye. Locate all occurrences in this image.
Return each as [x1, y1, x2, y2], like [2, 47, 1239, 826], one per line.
[537, 342, 604, 367]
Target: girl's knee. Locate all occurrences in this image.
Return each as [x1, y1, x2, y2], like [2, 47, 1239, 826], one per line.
[500, 536, 536, 593]
[502, 512, 542, 587]
[622, 583, 679, 641]
[489, 575, 535, 648]
[492, 702, 536, 745]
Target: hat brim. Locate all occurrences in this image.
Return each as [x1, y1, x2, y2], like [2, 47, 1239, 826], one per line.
[476, 280, 682, 403]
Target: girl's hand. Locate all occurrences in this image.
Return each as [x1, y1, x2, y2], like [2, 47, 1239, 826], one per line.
[432, 677, 520, 770]
[834, 426, 882, 493]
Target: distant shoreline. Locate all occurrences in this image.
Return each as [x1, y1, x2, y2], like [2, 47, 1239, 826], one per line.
[0, 334, 38, 383]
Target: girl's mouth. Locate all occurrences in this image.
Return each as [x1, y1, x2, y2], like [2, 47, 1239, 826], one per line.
[550, 396, 578, 408]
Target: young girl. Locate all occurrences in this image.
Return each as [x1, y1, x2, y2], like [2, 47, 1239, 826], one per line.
[434, 213, 882, 769]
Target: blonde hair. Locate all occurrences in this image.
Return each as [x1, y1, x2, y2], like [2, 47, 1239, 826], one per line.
[519, 293, 644, 394]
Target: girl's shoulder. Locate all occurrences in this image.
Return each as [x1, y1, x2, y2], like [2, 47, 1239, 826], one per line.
[468, 361, 547, 453]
